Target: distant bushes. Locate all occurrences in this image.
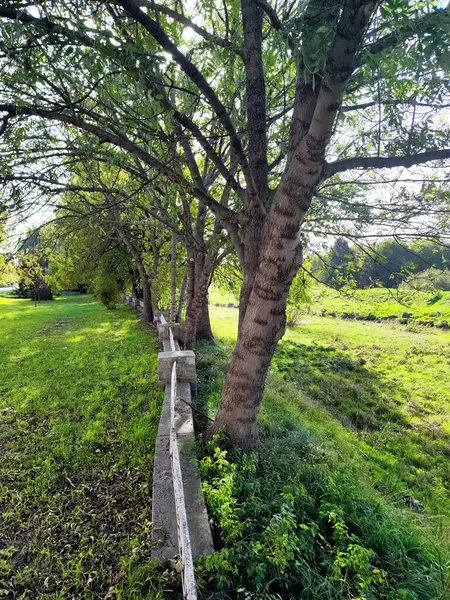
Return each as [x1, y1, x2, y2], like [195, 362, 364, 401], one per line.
[93, 274, 120, 309]
[316, 238, 450, 290]
[402, 268, 450, 292]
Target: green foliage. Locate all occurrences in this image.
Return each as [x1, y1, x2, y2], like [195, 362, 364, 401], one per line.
[317, 240, 450, 291]
[319, 238, 358, 290]
[93, 272, 121, 309]
[0, 226, 16, 285]
[198, 432, 446, 599]
[286, 266, 313, 325]
[402, 268, 450, 292]
[17, 247, 53, 301]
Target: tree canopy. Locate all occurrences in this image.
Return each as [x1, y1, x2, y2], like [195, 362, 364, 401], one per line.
[1, 0, 450, 446]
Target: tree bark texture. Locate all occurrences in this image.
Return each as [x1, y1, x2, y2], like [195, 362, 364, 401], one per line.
[211, 0, 376, 448]
[196, 297, 214, 341]
[170, 231, 177, 321]
[183, 246, 215, 347]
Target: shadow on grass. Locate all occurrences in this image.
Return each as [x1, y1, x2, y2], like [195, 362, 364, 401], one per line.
[0, 295, 169, 599]
[194, 337, 450, 599]
[195, 333, 450, 532]
[273, 339, 411, 432]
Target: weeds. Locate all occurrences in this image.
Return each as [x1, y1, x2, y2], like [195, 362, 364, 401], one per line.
[195, 305, 450, 599]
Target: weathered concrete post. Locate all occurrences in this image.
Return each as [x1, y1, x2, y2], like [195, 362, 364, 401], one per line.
[152, 314, 213, 563]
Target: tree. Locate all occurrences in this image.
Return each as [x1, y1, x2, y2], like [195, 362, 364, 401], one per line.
[0, 219, 16, 286]
[17, 243, 53, 301]
[1, 0, 450, 447]
[320, 238, 357, 289]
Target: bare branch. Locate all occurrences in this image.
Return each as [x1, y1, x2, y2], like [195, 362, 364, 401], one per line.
[116, 0, 254, 191]
[137, 0, 238, 51]
[251, 0, 282, 29]
[324, 150, 450, 178]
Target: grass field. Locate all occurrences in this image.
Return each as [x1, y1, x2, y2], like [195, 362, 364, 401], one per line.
[2, 292, 450, 598]
[207, 303, 450, 524]
[309, 287, 450, 326]
[0, 295, 167, 599]
[193, 302, 450, 599]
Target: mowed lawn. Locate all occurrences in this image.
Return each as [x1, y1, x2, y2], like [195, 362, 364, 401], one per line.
[0, 295, 165, 599]
[208, 305, 450, 542]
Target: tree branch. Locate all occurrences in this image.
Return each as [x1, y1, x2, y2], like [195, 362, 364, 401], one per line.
[137, 0, 238, 51]
[241, 0, 268, 209]
[0, 103, 242, 228]
[0, 6, 97, 46]
[363, 4, 449, 58]
[251, 0, 282, 29]
[342, 100, 450, 112]
[116, 0, 254, 191]
[324, 149, 450, 178]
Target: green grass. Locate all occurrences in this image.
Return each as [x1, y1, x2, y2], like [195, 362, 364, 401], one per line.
[208, 286, 239, 307]
[0, 295, 168, 599]
[192, 303, 450, 599]
[310, 287, 450, 326]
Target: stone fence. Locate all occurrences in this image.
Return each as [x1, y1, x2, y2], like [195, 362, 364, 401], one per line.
[123, 296, 214, 599]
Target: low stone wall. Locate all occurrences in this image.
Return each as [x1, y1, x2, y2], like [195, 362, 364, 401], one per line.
[123, 296, 214, 563]
[123, 295, 144, 313]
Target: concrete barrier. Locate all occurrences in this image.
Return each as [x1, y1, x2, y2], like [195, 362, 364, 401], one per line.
[122, 297, 214, 573]
[152, 314, 214, 571]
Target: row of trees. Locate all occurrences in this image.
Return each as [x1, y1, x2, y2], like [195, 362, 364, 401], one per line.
[1, 0, 450, 447]
[318, 238, 450, 289]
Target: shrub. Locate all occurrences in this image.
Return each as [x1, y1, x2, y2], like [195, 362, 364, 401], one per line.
[94, 275, 120, 309]
[198, 434, 447, 599]
[403, 268, 450, 292]
[286, 306, 302, 326]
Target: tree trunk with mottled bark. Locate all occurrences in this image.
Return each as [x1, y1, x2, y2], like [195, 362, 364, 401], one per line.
[140, 271, 154, 324]
[183, 247, 215, 347]
[196, 297, 214, 341]
[209, 0, 375, 448]
[170, 232, 177, 322]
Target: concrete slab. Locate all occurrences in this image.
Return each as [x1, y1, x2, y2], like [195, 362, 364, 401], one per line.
[157, 321, 181, 341]
[151, 382, 214, 560]
[122, 306, 214, 561]
[158, 350, 196, 384]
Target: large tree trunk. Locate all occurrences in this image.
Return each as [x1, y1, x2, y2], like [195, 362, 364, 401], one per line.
[170, 232, 177, 321]
[209, 0, 374, 448]
[184, 269, 210, 347]
[196, 296, 214, 341]
[140, 271, 154, 324]
[184, 248, 215, 347]
[209, 264, 299, 449]
[184, 248, 197, 347]
[210, 135, 326, 447]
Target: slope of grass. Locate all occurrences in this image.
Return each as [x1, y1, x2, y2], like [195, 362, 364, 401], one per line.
[310, 288, 450, 326]
[208, 286, 239, 307]
[193, 305, 450, 599]
[0, 295, 167, 599]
